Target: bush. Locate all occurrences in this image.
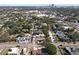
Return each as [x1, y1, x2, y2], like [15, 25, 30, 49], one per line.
[45, 43, 57, 55]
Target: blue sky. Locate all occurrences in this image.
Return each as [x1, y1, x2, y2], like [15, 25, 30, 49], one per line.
[0, 0, 79, 6]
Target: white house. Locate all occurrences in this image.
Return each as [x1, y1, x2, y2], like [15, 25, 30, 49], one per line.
[16, 37, 26, 44]
[8, 48, 20, 55]
[37, 14, 48, 17]
[16, 34, 31, 44]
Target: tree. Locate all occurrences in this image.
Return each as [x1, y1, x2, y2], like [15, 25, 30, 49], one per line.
[0, 31, 9, 42]
[72, 32, 79, 44]
[45, 43, 57, 55]
[8, 26, 21, 35]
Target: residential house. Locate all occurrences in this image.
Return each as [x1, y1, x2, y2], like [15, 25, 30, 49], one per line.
[8, 47, 20, 55]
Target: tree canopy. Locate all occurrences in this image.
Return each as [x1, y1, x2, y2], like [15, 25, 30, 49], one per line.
[45, 43, 57, 55]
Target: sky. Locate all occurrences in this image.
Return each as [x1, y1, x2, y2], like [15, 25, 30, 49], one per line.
[0, 0, 79, 6]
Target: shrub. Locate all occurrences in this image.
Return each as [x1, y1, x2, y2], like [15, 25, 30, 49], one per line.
[45, 43, 57, 55]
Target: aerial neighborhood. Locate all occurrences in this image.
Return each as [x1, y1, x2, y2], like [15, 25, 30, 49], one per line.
[0, 5, 79, 55]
